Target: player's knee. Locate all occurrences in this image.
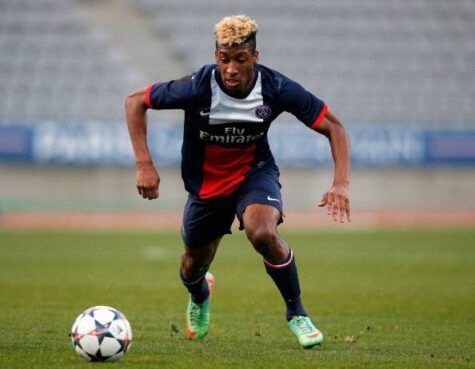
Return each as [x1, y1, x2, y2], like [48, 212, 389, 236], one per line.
[246, 225, 277, 255]
[181, 251, 209, 280]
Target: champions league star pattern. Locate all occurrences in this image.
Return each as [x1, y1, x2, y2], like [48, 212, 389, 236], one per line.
[71, 306, 132, 362]
[145, 64, 327, 199]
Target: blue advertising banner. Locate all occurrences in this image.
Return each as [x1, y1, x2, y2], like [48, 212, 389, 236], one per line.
[32, 122, 135, 165]
[425, 131, 475, 165]
[0, 121, 474, 167]
[268, 124, 426, 167]
[0, 126, 33, 162]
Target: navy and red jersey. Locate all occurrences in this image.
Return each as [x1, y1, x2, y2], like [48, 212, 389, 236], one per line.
[145, 64, 327, 200]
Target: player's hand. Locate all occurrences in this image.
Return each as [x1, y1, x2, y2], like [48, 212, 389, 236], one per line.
[318, 183, 351, 223]
[135, 161, 160, 200]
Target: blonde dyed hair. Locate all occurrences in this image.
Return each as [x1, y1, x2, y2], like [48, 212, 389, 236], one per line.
[214, 15, 258, 47]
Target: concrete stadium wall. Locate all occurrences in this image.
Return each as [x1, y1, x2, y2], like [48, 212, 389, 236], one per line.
[1, 166, 473, 213]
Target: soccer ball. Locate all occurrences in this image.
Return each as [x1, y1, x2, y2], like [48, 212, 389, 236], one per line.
[71, 305, 132, 362]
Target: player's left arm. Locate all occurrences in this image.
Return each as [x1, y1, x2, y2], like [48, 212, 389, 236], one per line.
[314, 109, 351, 223]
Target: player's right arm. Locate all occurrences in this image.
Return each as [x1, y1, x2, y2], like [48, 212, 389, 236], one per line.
[125, 87, 160, 200]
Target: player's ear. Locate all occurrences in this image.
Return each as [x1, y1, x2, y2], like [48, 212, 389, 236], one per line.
[214, 49, 219, 63]
[253, 50, 259, 64]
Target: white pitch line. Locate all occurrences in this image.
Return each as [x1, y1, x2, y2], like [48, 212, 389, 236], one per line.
[141, 245, 168, 260]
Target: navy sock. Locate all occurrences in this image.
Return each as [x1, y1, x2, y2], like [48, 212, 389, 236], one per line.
[264, 249, 307, 321]
[180, 271, 210, 304]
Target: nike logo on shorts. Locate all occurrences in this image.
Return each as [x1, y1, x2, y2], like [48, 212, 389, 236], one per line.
[267, 195, 281, 203]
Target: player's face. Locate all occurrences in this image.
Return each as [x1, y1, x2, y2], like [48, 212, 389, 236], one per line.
[215, 46, 258, 94]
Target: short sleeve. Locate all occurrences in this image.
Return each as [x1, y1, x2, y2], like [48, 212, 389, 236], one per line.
[280, 77, 327, 130]
[144, 75, 195, 110]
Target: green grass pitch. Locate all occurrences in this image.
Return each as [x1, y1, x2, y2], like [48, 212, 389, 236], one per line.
[0, 229, 474, 368]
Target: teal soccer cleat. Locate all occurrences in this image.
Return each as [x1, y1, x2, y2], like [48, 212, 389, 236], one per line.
[288, 316, 323, 349]
[185, 272, 215, 340]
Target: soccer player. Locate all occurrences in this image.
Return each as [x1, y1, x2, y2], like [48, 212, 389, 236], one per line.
[125, 15, 350, 349]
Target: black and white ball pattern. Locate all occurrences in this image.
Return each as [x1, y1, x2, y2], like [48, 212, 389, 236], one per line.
[71, 306, 132, 362]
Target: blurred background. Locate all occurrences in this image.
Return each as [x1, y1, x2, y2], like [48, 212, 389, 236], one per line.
[0, 0, 474, 230]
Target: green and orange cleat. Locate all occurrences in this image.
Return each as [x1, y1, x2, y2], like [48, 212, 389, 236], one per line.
[288, 316, 324, 349]
[186, 272, 215, 340]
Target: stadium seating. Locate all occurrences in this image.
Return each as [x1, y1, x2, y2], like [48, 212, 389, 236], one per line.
[0, 0, 473, 125]
[0, 0, 143, 123]
[136, 0, 475, 125]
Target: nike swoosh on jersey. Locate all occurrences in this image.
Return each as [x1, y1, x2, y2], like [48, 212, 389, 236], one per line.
[267, 195, 281, 203]
[200, 109, 221, 116]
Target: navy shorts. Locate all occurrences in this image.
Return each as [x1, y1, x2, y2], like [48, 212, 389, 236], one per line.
[181, 165, 283, 248]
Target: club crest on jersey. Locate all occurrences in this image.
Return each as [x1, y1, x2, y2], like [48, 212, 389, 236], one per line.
[255, 105, 271, 119]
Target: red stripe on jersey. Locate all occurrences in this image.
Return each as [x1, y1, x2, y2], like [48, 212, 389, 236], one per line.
[144, 84, 153, 108]
[199, 144, 256, 199]
[310, 104, 328, 130]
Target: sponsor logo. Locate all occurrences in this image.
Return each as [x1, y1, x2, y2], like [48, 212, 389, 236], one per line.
[200, 109, 220, 116]
[255, 105, 272, 119]
[199, 130, 264, 144]
[267, 195, 281, 203]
